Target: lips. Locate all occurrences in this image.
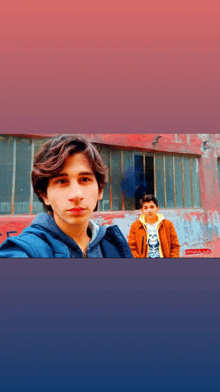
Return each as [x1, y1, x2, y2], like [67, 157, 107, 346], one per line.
[67, 207, 86, 214]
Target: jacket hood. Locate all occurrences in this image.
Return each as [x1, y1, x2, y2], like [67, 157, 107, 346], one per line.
[139, 213, 165, 227]
[30, 213, 107, 252]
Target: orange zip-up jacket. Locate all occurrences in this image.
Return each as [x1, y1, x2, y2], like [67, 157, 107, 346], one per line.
[128, 214, 180, 258]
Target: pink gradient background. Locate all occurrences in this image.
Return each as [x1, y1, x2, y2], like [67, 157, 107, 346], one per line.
[0, 0, 219, 134]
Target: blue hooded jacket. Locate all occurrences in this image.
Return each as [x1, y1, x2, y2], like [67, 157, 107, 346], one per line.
[0, 213, 133, 258]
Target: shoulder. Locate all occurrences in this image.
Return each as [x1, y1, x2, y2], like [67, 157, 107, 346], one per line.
[101, 225, 133, 258]
[104, 225, 127, 244]
[160, 219, 177, 235]
[0, 229, 67, 258]
[130, 219, 142, 230]
[0, 232, 41, 257]
[161, 219, 175, 227]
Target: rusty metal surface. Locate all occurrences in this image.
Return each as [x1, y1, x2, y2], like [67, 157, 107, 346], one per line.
[190, 157, 194, 208]
[11, 138, 16, 214]
[163, 155, 167, 208]
[29, 140, 35, 214]
[121, 150, 125, 211]
[181, 156, 185, 208]
[173, 155, 176, 208]
[109, 150, 113, 211]
[153, 154, 156, 197]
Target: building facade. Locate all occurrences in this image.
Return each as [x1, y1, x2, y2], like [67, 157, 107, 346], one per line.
[0, 133, 220, 257]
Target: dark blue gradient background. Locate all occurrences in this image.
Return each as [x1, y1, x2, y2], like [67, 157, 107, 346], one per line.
[1, 258, 220, 389]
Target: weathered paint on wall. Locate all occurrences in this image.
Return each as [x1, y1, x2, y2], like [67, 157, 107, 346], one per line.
[198, 137, 220, 211]
[92, 209, 220, 257]
[0, 216, 34, 244]
[13, 133, 220, 156]
[12, 133, 207, 155]
[0, 209, 219, 257]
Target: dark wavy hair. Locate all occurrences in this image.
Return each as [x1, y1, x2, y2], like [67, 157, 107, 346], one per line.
[32, 135, 108, 213]
[139, 194, 159, 209]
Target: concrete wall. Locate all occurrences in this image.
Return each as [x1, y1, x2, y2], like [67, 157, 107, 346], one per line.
[30, 133, 219, 158]
[92, 209, 220, 257]
[0, 209, 220, 257]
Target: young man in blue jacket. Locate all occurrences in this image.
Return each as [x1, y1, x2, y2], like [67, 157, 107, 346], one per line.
[0, 135, 132, 258]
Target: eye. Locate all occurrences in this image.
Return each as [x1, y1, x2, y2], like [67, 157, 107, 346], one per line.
[80, 177, 92, 183]
[55, 178, 68, 185]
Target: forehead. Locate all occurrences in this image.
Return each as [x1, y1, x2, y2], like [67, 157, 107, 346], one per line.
[60, 153, 94, 173]
[142, 201, 157, 208]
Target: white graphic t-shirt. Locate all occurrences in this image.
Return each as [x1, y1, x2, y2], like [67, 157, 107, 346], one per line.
[146, 222, 160, 258]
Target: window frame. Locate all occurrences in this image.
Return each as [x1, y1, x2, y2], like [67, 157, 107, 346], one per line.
[96, 143, 201, 211]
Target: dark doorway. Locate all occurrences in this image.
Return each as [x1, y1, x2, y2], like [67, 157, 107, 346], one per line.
[135, 155, 154, 209]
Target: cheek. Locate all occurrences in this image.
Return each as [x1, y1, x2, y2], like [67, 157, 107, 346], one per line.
[91, 184, 102, 199]
[44, 191, 58, 207]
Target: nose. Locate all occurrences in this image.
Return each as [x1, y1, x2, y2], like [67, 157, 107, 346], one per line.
[68, 181, 83, 202]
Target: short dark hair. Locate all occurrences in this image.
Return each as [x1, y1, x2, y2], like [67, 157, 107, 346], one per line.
[139, 194, 159, 209]
[32, 135, 108, 213]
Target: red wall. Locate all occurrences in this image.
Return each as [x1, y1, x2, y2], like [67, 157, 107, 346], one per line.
[0, 1, 220, 134]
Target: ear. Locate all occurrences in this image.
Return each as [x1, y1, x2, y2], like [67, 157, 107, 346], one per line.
[40, 192, 51, 206]
[97, 188, 103, 201]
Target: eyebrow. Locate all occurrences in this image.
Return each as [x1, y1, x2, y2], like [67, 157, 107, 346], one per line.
[51, 171, 95, 179]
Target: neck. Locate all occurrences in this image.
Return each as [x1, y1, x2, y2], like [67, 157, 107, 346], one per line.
[71, 229, 91, 253]
[54, 218, 91, 253]
[145, 215, 158, 225]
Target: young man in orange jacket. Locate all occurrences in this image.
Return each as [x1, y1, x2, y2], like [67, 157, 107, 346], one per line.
[128, 194, 180, 258]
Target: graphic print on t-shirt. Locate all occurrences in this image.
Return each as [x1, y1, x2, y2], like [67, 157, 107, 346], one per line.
[146, 222, 160, 258]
